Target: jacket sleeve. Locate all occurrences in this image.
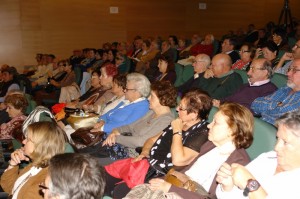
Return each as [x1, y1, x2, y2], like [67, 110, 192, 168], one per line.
[0, 166, 19, 194]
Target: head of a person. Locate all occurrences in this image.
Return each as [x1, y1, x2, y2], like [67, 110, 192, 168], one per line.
[177, 89, 212, 123]
[247, 58, 273, 84]
[95, 49, 104, 60]
[150, 40, 160, 51]
[274, 111, 300, 171]
[258, 28, 266, 39]
[191, 34, 201, 45]
[287, 59, 300, 91]
[23, 122, 66, 168]
[208, 102, 253, 148]
[158, 55, 174, 74]
[1, 67, 18, 82]
[178, 38, 186, 48]
[112, 73, 126, 97]
[161, 41, 171, 53]
[142, 40, 151, 52]
[100, 62, 118, 88]
[107, 49, 117, 62]
[261, 40, 278, 61]
[192, 54, 211, 74]
[36, 53, 43, 63]
[47, 54, 56, 64]
[202, 34, 214, 45]
[44, 153, 106, 199]
[90, 68, 102, 88]
[211, 54, 232, 77]
[239, 43, 256, 62]
[4, 93, 28, 118]
[133, 36, 143, 49]
[117, 42, 128, 53]
[221, 37, 237, 53]
[57, 59, 72, 72]
[248, 24, 255, 32]
[272, 28, 287, 45]
[102, 42, 112, 50]
[115, 52, 125, 66]
[149, 81, 177, 110]
[125, 73, 150, 102]
[168, 35, 178, 47]
[292, 40, 300, 59]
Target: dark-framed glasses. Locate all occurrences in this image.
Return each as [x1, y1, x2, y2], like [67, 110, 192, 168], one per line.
[239, 50, 250, 53]
[39, 183, 49, 190]
[287, 67, 300, 74]
[249, 66, 265, 72]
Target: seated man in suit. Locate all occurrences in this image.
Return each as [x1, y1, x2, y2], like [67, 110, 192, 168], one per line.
[176, 53, 211, 95]
[213, 58, 278, 113]
[221, 36, 240, 64]
[251, 58, 300, 125]
[202, 53, 243, 100]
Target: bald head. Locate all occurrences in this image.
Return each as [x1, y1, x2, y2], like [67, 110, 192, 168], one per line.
[211, 54, 232, 77]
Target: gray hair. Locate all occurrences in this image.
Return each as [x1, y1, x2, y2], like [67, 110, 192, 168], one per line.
[276, 111, 300, 137]
[48, 153, 106, 199]
[127, 73, 151, 97]
[261, 59, 273, 79]
[198, 54, 211, 68]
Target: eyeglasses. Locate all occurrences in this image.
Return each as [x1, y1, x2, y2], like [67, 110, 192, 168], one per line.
[249, 66, 265, 72]
[125, 87, 136, 92]
[239, 50, 250, 53]
[39, 183, 49, 190]
[91, 75, 99, 79]
[293, 44, 300, 49]
[177, 105, 187, 111]
[192, 60, 205, 64]
[287, 67, 300, 74]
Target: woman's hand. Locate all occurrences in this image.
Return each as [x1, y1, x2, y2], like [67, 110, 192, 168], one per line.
[149, 178, 171, 192]
[255, 48, 263, 59]
[216, 162, 235, 192]
[231, 163, 255, 190]
[171, 118, 184, 133]
[10, 148, 30, 166]
[102, 130, 120, 146]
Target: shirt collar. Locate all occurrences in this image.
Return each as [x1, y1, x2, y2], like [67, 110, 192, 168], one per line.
[248, 79, 270, 86]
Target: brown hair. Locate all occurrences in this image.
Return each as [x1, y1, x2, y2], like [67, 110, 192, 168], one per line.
[219, 102, 254, 149]
[4, 93, 28, 113]
[151, 81, 177, 107]
[158, 54, 175, 72]
[113, 74, 127, 90]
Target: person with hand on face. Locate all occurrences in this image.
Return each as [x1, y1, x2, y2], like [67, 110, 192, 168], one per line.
[0, 122, 66, 199]
[216, 111, 300, 198]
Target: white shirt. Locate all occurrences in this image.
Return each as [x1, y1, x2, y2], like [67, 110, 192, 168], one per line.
[216, 151, 300, 199]
[248, 79, 270, 87]
[185, 142, 236, 192]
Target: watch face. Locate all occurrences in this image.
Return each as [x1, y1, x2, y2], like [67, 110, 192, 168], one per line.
[247, 180, 260, 191]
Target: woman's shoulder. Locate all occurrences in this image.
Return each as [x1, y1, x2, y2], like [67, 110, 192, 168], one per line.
[227, 148, 250, 166]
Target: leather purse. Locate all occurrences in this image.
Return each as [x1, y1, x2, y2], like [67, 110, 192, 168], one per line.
[66, 113, 99, 130]
[71, 127, 104, 149]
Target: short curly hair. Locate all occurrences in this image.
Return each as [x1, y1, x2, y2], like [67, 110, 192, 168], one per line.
[219, 102, 254, 149]
[113, 74, 127, 90]
[4, 93, 28, 113]
[151, 81, 177, 107]
[182, 89, 212, 120]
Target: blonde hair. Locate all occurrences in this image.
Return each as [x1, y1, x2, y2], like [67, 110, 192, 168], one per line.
[27, 122, 66, 168]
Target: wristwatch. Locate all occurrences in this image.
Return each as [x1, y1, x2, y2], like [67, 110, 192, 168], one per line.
[243, 179, 260, 196]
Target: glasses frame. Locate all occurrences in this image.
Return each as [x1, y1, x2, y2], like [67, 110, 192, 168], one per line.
[39, 183, 49, 190]
[239, 50, 250, 53]
[125, 87, 136, 92]
[249, 66, 265, 72]
[177, 104, 187, 112]
[287, 67, 300, 74]
[294, 44, 300, 49]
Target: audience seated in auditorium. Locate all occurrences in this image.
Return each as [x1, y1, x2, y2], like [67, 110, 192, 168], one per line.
[274, 39, 300, 74]
[128, 36, 143, 72]
[79, 81, 177, 165]
[232, 43, 256, 70]
[168, 35, 179, 49]
[0, 92, 28, 140]
[79, 48, 97, 72]
[127, 103, 253, 199]
[179, 34, 202, 59]
[177, 53, 211, 95]
[0, 121, 66, 199]
[221, 36, 240, 64]
[90, 73, 150, 134]
[251, 58, 300, 125]
[272, 27, 290, 53]
[244, 24, 259, 44]
[214, 58, 277, 113]
[202, 53, 243, 99]
[255, 40, 279, 69]
[42, 153, 106, 199]
[190, 34, 214, 58]
[216, 111, 300, 198]
[104, 89, 213, 198]
[155, 55, 176, 84]
[254, 28, 268, 48]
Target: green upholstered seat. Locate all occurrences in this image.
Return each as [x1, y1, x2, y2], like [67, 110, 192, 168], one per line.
[246, 117, 277, 160]
[271, 73, 287, 88]
[233, 69, 248, 84]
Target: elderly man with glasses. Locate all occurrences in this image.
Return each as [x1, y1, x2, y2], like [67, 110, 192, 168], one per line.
[251, 58, 300, 125]
[213, 58, 277, 113]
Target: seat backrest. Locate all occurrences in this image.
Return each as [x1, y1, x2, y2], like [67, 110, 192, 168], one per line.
[271, 73, 287, 88]
[207, 106, 218, 123]
[246, 117, 277, 160]
[233, 69, 248, 84]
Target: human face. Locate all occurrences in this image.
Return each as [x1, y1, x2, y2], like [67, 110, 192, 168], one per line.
[88, 50, 95, 59]
[239, 45, 251, 62]
[247, 59, 268, 84]
[91, 72, 101, 88]
[178, 39, 185, 48]
[161, 42, 169, 53]
[125, 81, 139, 102]
[262, 47, 276, 61]
[287, 59, 300, 91]
[148, 90, 160, 110]
[142, 42, 149, 52]
[272, 34, 282, 45]
[275, 124, 300, 171]
[207, 111, 233, 147]
[292, 41, 300, 59]
[22, 131, 35, 157]
[111, 81, 124, 97]
[168, 37, 175, 47]
[108, 50, 114, 61]
[2, 72, 13, 82]
[211, 57, 223, 77]
[176, 98, 197, 125]
[6, 103, 22, 118]
[100, 68, 112, 88]
[221, 39, 233, 53]
[192, 56, 207, 73]
[203, 35, 213, 45]
[158, 59, 168, 74]
[41, 175, 52, 199]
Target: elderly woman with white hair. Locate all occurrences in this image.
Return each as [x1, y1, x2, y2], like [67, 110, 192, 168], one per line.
[91, 73, 150, 134]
